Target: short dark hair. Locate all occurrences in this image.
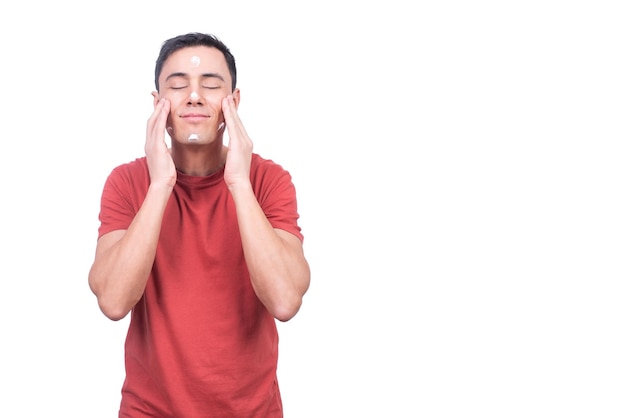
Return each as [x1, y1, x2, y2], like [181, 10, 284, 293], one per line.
[154, 32, 237, 92]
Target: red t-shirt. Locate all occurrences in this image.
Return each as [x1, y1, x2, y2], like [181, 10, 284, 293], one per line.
[97, 154, 303, 417]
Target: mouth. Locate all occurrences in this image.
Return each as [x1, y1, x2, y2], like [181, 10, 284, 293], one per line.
[181, 113, 209, 123]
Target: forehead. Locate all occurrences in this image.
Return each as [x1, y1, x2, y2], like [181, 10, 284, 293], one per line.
[160, 46, 230, 81]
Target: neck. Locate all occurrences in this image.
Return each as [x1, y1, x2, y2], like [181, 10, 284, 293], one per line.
[172, 143, 227, 176]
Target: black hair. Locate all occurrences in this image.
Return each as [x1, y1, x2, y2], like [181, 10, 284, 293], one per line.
[154, 32, 237, 91]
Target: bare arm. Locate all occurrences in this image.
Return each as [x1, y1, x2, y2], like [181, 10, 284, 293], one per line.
[232, 188, 311, 322]
[223, 95, 311, 322]
[88, 99, 175, 320]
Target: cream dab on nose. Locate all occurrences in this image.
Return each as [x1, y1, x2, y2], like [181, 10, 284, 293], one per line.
[190, 91, 199, 99]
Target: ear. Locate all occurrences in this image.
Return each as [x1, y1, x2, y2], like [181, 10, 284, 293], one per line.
[151, 91, 160, 107]
[231, 89, 241, 110]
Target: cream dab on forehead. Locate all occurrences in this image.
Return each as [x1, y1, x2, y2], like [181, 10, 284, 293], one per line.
[190, 56, 201, 67]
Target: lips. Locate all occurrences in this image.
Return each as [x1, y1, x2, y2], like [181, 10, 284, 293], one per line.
[181, 113, 209, 123]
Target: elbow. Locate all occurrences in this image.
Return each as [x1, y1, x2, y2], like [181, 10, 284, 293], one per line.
[90, 283, 133, 321]
[272, 280, 309, 322]
[89, 271, 134, 321]
[97, 298, 132, 321]
[272, 296, 303, 322]
[273, 268, 310, 322]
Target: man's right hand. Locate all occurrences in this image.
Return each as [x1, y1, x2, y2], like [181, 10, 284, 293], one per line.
[145, 98, 176, 189]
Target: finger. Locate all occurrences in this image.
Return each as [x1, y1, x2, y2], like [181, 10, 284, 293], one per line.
[222, 95, 241, 127]
[155, 99, 170, 137]
[147, 98, 165, 129]
[147, 99, 169, 147]
[222, 95, 248, 140]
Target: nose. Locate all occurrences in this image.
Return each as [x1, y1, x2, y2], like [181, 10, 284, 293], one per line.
[188, 91, 202, 104]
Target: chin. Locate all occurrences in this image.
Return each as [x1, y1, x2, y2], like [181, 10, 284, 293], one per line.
[175, 133, 218, 145]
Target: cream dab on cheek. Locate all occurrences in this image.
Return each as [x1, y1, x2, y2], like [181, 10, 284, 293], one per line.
[190, 56, 200, 67]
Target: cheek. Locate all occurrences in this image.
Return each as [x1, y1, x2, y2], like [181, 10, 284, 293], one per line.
[164, 95, 186, 125]
[166, 112, 175, 128]
[207, 94, 224, 107]
[167, 92, 187, 106]
[206, 96, 226, 118]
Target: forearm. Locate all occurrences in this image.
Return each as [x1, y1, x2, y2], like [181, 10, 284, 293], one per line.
[89, 183, 172, 320]
[230, 184, 310, 322]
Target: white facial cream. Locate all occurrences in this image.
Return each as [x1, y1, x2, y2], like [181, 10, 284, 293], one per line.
[188, 133, 199, 141]
[190, 56, 200, 67]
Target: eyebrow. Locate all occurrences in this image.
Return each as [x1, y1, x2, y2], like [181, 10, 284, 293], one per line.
[165, 72, 226, 83]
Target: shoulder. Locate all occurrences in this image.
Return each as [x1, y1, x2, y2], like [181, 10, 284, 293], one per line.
[104, 157, 149, 192]
[249, 153, 298, 203]
[107, 157, 148, 181]
[251, 153, 291, 178]
[110, 156, 148, 175]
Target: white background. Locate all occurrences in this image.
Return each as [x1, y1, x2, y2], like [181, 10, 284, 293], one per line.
[0, 1, 625, 417]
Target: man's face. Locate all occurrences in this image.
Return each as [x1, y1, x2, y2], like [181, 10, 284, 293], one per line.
[154, 46, 237, 145]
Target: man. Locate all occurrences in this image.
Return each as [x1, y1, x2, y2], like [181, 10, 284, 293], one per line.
[88, 32, 310, 417]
